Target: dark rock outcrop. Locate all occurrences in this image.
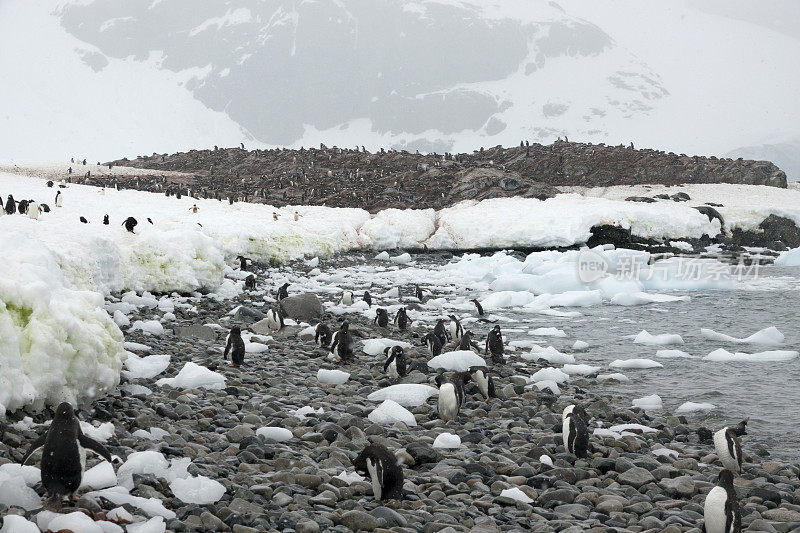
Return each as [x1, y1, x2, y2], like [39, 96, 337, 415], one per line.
[731, 214, 800, 249]
[279, 293, 324, 321]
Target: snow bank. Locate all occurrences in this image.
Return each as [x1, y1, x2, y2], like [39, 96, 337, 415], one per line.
[368, 399, 417, 426]
[703, 348, 798, 363]
[428, 350, 486, 372]
[700, 326, 784, 346]
[367, 384, 438, 407]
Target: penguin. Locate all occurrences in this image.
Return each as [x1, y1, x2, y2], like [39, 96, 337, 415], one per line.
[236, 255, 249, 271]
[21, 402, 114, 505]
[485, 325, 504, 364]
[353, 443, 404, 501]
[435, 373, 465, 422]
[79, 216, 88, 224]
[363, 290, 372, 307]
[41, 203, 50, 213]
[468, 366, 497, 401]
[122, 217, 137, 233]
[276, 282, 290, 301]
[266, 307, 284, 333]
[471, 299, 484, 317]
[18, 199, 28, 214]
[394, 307, 410, 331]
[5, 194, 16, 214]
[55, 190, 62, 207]
[330, 321, 354, 361]
[374, 308, 389, 328]
[714, 418, 748, 473]
[102, 214, 109, 225]
[457, 331, 481, 353]
[383, 345, 407, 379]
[415, 285, 425, 302]
[433, 319, 449, 347]
[147, 218, 153, 225]
[223, 326, 246, 367]
[448, 315, 463, 343]
[315, 323, 332, 347]
[28, 202, 39, 220]
[702, 469, 741, 533]
[422, 332, 442, 357]
[47, 180, 54, 187]
[339, 290, 354, 306]
[562, 404, 590, 458]
[244, 274, 256, 291]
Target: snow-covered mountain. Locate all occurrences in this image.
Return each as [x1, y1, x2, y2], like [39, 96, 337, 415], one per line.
[1, 0, 798, 179]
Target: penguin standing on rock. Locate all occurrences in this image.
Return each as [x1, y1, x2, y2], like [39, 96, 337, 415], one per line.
[714, 418, 748, 473]
[435, 373, 466, 422]
[122, 217, 137, 233]
[415, 285, 425, 302]
[468, 366, 496, 401]
[383, 346, 407, 379]
[353, 443, 404, 501]
[485, 325, 504, 364]
[244, 274, 256, 291]
[457, 331, 481, 353]
[448, 315, 463, 343]
[363, 291, 372, 307]
[22, 402, 115, 506]
[339, 290, 354, 306]
[562, 404, 590, 458]
[276, 283, 290, 301]
[471, 299, 484, 317]
[330, 321, 354, 361]
[236, 255, 249, 271]
[223, 326, 246, 367]
[266, 308, 284, 333]
[702, 469, 741, 533]
[374, 308, 389, 328]
[433, 319, 449, 347]
[315, 323, 332, 347]
[394, 307, 410, 330]
[422, 332, 442, 357]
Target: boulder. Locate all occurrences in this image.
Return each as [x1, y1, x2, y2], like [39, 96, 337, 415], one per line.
[173, 324, 217, 342]
[279, 292, 324, 320]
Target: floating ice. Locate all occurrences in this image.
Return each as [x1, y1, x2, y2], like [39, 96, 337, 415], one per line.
[611, 292, 690, 306]
[655, 349, 693, 359]
[317, 368, 350, 384]
[499, 487, 533, 504]
[374, 251, 391, 261]
[676, 402, 716, 413]
[703, 348, 798, 362]
[156, 362, 226, 390]
[572, 340, 589, 351]
[368, 399, 417, 427]
[256, 427, 293, 442]
[529, 327, 566, 337]
[428, 350, 486, 372]
[169, 476, 226, 505]
[632, 394, 663, 410]
[362, 338, 412, 356]
[562, 364, 600, 376]
[700, 326, 784, 346]
[632, 330, 684, 345]
[122, 353, 170, 379]
[367, 384, 438, 407]
[610, 358, 663, 370]
[433, 433, 461, 449]
[389, 253, 412, 264]
[523, 345, 574, 365]
[774, 247, 800, 266]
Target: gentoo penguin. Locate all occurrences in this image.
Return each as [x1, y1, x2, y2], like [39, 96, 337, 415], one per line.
[363, 290, 372, 307]
[415, 285, 425, 302]
[5, 194, 15, 214]
[422, 332, 442, 357]
[22, 402, 114, 505]
[448, 315, 463, 343]
[273, 212, 279, 221]
[315, 323, 332, 347]
[702, 469, 741, 533]
[562, 404, 590, 458]
[433, 319, 448, 347]
[339, 290, 354, 306]
[374, 308, 389, 328]
[266, 307, 284, 333]
[457, 331, 481, 353]
[485, 325, 504, 364]
[47, 180, 54, 187]
[276, 282, 290, 301]
[471, 299, 484, 317]
[18, 199, 28, 214]
[41, 203, 50, 213]
[122, 217, 137, 233]
[244, 274, 256, 291]
[79, 216, 88, 223]
[28, 202, 39, 220]
[223, 326, 246, 367]
[330, 321, 354, 361]
[394, 307, 410, 331]
[55, 190, 62, 207]
[190, 204, 199, 213]
[435, 373, 466, 422]
[102, 214, 109, 225]
[236, 255, 249, 271]
[353, 443, 404, 501]
[383, 346, 407, 379]
[468, 366, 497, 401]
[714, 418, 748, 473]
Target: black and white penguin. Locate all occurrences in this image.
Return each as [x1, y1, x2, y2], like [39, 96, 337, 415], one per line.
[55, 190, 62, 207]
[41, 203, 50, 213]
[47, 180, 54, 187]
[122, 217, 137, 233]
[485, 325, 504, 364]
[422, 332, 442, 357]
[363, 290, 372, 307]
[714, 418, 748, 473]
[330, 321, 354, 361]
[28, 202, 39, 220]
[79, 216, 88, 224]
[102, 214, 109, 225]
[236, 255, 249, 271]
[471, 299, 484, 317]
[702, 469, 741, 533]
[374, 308, 389, 328]
[21, 402, 114, 504]
[433, 319, 449, 346]
[276, 282, 290, 301]
[457, 331, 480, 353]
[448, 315, 463, 343]
[468, 366, 497, 401]
[315, 323, 332, 347]
[435, 373, 466, 422]
[244, 274, 256, 291]
[383, 346, 407, 379]
[223, 326, 246, 367]
[394, 307, 410, 331]
[18, 199, 28, 214]
[339, 290, 354, 306]
[5, 194, 16, 214]
[415, 285, 425, 302]
[266, 307, 284, 333]
[562, 404, 590, 458]
[353, 443, 404, 501]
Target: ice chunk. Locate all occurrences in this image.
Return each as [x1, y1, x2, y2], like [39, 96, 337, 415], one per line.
[374, 251, 391, 261]
[84, 486, 176, 519]
[700, 326, 784, 346]
[389, 253, 412, 264]
[256, 427, 293, 442]
[367, 384, 438, 407]
[597, 373, 629, 382]
[293, 406, 324, 419]
[676, 402, 716, 413]
[433, 433, 461, 449]
[121, 384, 152, 396]
[0, 516, 40, 533]
[499, 487, 533, 504]
[655, 349, 693, 359]
[362, 338, 412, 356]
[653, 448, 679, 459]
[703, 348, 798, 362]
[610, 358, 663, 370]
[117, 451, 169, 490]
[523, 345, 574, 364]
[428, 351, 486, 372]
[122, 353, 170, 379]
[169, 476, 226, 504]
[156, 362, 226, 390]
[562, 364, 600, 376]
[40, 512, 104, 533]
[113, 310, 131, 327]
[572, 340, 589, 351]
[245, 342, 269, 353]
[774, 247, 800, 266]
[317, 369, 350, 384]
[533, 380, 560, 395]
[0, 474, 41, 511]
[529, 327, 566, 337]
[334, 471, 365, 484]
[0, 464, 41, 486]
[368, 399, 417, 427]
[130, 320, 165, 336]
[609, 423, 657, 434]
[80, 461, 117, 489]
[632, 330, 684, 345]
[530, 367, 569, 384]
[126, 517, 167, 533]
[539, 455, 553, 466]
[611, 292, 690, 306]
[79, 421, 115, 442]
[632, 394, 663, 410]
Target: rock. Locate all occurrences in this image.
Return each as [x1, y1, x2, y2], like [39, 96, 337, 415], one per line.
[279, 293, 324, 320]
[762, 508, 800, 521]
[405, 442, 440, 464]
[625, 196, 657, 203]
[233, 306, 266, 322]
[749, 487, 781, 505]
[659, 475, 696, 497]
[226, 425, 255, 443]
[228, 497, 262, 515]
[670, 192, 690, 202]
[370, 506, 408, 527]
[296, 519, 321, 533]
[595, 498, 624, 514]
[732, 214, 800, 248]
[617, 467, 655, 488]
[341, 510, 381, 531]
[201, 511, 231, 532]
[746, 519, 779, 533]
[173, 324, 218, 342]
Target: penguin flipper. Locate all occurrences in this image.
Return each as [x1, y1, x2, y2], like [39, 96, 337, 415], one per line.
[21, 434, 46, 465]
[78, 434, 113, 463]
